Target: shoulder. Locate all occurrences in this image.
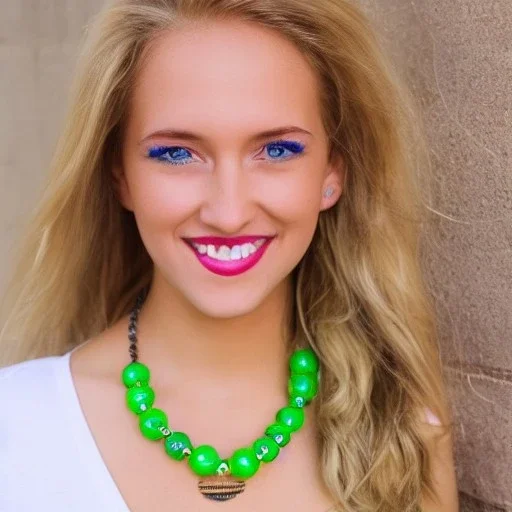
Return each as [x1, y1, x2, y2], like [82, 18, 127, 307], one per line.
[0, 353, 73, 464]
[0, 352, 107, 510]
[414, 405, 450, 435]
[0, 352, 81, 462]
[0, 353, 69, 399]
[415, 406, 459, 511]
[0, 353, 65, 378]
[0, 353, 73, 434]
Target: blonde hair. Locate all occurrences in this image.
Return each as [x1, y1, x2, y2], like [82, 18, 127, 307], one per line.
[0, 0, 451, 510]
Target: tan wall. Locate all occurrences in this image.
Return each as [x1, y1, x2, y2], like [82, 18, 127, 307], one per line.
[357, 2, 512, 510]
[1, 1, 511, 510]
[0, 0, 107, 292]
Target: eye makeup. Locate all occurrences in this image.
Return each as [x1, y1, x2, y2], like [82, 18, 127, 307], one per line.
[147, 146, 194, 165]
[146, 139, 306, 166]
[263, 139, 305, 160]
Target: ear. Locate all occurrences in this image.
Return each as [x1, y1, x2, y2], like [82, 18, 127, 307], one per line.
[320, 152, 345, 211]
[112, 162, 134, 212]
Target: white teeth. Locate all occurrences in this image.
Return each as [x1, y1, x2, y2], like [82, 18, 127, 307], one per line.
[191, 238, 268, 261]
[230, 245, 242, 260]
[217, 245, 231, 261]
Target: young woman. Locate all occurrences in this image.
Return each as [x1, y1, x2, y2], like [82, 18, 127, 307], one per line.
[0, 0, 458, 510]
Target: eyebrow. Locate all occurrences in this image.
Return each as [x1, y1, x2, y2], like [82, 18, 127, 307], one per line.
[139, 125, 313, 145]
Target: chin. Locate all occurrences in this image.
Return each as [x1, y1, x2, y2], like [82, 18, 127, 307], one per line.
[186, 293, 264, 319]
[156, 259, 292, 319]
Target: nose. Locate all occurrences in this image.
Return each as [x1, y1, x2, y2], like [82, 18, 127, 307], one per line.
[199, 158, 254, 234]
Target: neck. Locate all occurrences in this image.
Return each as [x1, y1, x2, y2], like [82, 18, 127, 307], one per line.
[134, 272, 296, 391]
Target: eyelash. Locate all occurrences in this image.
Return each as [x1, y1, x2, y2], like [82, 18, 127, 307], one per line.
[146, 139, 306, 166]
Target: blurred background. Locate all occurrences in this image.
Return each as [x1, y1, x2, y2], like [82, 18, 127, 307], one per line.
[1, 1, 510, 510]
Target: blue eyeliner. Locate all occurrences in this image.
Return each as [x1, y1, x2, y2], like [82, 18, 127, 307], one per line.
[265, 140, 305, 158]
[146, 139, 305, 166]
[147, 146, 193, 165]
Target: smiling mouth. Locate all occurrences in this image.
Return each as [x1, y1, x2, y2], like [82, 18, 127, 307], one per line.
[188, 238, 266, 261]
[183, 236, 275, 276]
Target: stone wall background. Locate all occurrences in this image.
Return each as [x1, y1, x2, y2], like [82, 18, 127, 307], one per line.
[357, 2, 512, 510]
[1, 1, 511, 510]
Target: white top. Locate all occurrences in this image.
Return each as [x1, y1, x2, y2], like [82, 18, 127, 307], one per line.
[1, 348, 130, 512]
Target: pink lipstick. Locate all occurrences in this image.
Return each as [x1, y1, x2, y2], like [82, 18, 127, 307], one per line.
[183, 235, 275, 277]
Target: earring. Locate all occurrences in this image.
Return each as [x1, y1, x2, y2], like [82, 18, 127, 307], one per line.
[323, 186, 334, 198]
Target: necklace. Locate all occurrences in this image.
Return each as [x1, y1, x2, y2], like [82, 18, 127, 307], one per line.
[121, 289, 321, 502]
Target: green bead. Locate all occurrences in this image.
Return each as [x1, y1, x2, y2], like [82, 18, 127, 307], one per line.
[265, 423, 293, 447]
[288, 373, 318, 403]
[228, 447, 261, 479]
[253, 437, 280, 462]
[126, 386, 155, 414]
[165, 431, 193, 461]
[188, 445, 222, 477]
[276, 406, 305, 432]
[290, 348, 319, 374]
[122, 362, 150, 388]
[139, 408, 167, 440]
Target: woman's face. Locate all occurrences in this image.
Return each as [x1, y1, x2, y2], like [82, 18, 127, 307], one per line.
[116, 19, 343, 318]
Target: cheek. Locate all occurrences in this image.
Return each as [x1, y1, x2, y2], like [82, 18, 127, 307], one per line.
[126, 160, 324, 235]
[254, 169, 323, 225]
[128, 170, 202, 227]
[261, 176, 322, 270]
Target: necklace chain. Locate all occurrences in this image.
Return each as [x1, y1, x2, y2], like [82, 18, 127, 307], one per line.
[128, 288, 147, 362]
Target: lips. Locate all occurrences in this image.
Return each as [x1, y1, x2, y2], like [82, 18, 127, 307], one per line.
[183, 235, 275, 277]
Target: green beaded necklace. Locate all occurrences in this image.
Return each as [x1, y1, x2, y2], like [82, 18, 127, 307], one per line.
[121, 290, 321, 501]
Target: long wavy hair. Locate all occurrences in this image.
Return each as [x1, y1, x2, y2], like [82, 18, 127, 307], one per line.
[0, 0, 451, 510]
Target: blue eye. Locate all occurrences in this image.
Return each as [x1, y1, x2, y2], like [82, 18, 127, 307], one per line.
[147, 139, 305, 167]
[263, 140, 305, 161]
[147, 146, 194, 165]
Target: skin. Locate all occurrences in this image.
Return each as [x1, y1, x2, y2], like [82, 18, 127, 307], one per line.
[110, 18, 343, 384]
[417, 417, 460, 512]
[70, 18, 458, 512]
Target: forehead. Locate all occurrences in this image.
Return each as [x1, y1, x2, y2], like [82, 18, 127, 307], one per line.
[128, 19, 324, 138]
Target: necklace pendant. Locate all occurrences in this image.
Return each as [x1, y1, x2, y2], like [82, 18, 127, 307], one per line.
[198, 475, 246, 501]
